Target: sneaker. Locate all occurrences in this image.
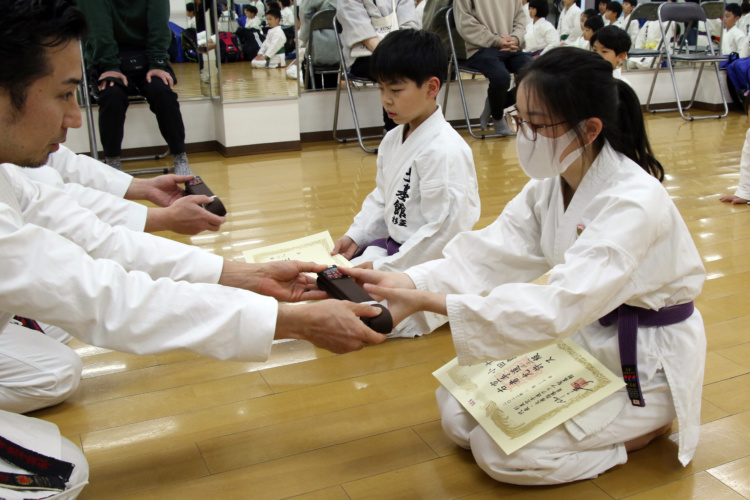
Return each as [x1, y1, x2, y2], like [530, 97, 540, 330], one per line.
[493, 118, 516, 137]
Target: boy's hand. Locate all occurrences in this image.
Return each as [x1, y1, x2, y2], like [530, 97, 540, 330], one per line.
[331, 235, 359, 260]
[720, 195, 749, 204]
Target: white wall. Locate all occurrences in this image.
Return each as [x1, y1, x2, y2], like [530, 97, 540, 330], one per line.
[170, 0, 189, 28]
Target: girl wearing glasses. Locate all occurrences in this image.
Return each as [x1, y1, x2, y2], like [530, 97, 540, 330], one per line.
[346, 48, 705, 485]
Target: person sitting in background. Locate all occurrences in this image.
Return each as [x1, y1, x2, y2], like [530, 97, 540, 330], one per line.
[615, 0, 639, 44]
[524, 0, 559, 57]
[604, 1, 622, 28]
[186, 1, 197, 28]
[558, 0, 583, 43]
[252, 8, 287, 68]
[723, 4, 748, 56]
[564, 8, 599, 49]
[244, 5, 262, 29]
[591, 25, 633, 87]
[280, 0, 295, 25]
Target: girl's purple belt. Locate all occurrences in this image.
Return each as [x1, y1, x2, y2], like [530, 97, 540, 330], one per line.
[599, 301, 695, 407]
[364, 236, 402, 256]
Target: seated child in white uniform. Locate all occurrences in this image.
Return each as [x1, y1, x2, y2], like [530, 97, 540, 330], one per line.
[570, 13, 604, 50]
[347, 47, 706, 485]
[721, 118, 750, 205]
[252, 8, 286, 68]
[591, 25, 633, 89]
[722, 4, 749, 56]
[524, 0, 560, 57]
[615, 0, 640, 44]
[563, 8, 598, 49]
[244, 5, 262, 29]
[332, 29, 481, 337]
[557, 0, 583, 43]
[280, 0, 295, 25]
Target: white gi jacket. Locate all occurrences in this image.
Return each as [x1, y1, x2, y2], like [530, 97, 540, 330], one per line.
[281, 5, 295, 26]
[614, 13, 639, 44]
[722, 25, 748, 56]
[406, 143, 706, 467]
[524, 18, 559, 54]
[259, 25, 286, 58]
[18, 145, 146, 232]
[0, 164, 278, 362]
[557, 3, 582, 42]
[735, 129, 750, 200]
[345, 106, 480, 273]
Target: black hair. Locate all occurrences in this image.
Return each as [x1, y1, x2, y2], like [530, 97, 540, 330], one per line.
[370, 30, 448, 88]
[726, 3, 742, 18]
[528, 0, 549, 18]
[187, 2, 195, 13]
[266, 8, 281, 19]
[742, 0, 750, 15]
[245, 4, 258, 14]
[582, 8, 598, 20]
[0, 0, 87, 112]
[516, 47, 663, 181]
[623, 0, 637, 6]
[266, 1, 280, 9]
[584, 15, 605, 32]
[605, 1, 623, 17]
[280, 0, 291, 7]
[590, 25, 631, 54]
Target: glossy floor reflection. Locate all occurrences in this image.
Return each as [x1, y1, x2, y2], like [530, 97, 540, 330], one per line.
[31, 110, 750, 499]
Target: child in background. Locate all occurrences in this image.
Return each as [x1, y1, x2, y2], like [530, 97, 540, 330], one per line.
[252, 9, 286, 68]
[615, 0, 640, 43]
[524, 0, 560, 57]
[557, 0, 583, 43]
[722, 4, 748, 56]
[566, 9, 601, 49]
[332, 30, 480, 337]
[603, 1, 622, 27]
[280, 0, 295, 25]
[591, 25, 632, 87]
[244, 5, 262, 29]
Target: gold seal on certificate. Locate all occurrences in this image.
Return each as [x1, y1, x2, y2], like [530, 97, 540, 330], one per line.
[433, 339, 625, 455]
[243, 230, 351, 268]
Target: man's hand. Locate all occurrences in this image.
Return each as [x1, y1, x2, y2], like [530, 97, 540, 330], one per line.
[219, 260, 329, 302]
[275, 301, 387, 353]
[146, 69, 174, 89]
[127, 174, 195, 207]
[331, 235, 359, 260]
[720, 194, 749, 204]
[98, 71, 128, 91]
[499, 35, 519, 52]
[144, 195, 225, 234]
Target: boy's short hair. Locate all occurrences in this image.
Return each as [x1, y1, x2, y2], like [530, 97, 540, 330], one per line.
[186, 2, 195, 13]
[726, 4, 742, 18]
[266, 8, 281, 20]
[245, 5, 258, 14]
[742, 0, 750, 15]
[528, 0, 549, 18]
[280, 0, 291, 7]
[623, 0, 637, 6]
[584, 15, 605, 32]
[370, 30, 448, 87]
[266, 1, 281, 10]
[582, 8, 598, 20]
[605, 1, 623, 17]
[590, 25, 631, 54]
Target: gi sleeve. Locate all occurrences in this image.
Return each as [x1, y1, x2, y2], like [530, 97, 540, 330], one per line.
[46, 146, 133, 199]
[345, 148, 390, 248]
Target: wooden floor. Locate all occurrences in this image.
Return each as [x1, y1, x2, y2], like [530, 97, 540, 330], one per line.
[30, 110, 750, 499]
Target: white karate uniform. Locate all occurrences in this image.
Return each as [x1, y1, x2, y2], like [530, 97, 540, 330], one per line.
[557, 3, 582, 43]
[522, 2, 532, 26]
[524, 17, 559, 54]
[281, 5, 295, 26]
[405, 143, 706, 483]
[346, 106, 480, 337]
[613, 67, 633, 89]
[734, 128, 750, 201]
[252, 25, 287, 67]
[722, 25, 748, 56]
[740, 13, 750, 37]
[627, 20, 673, 69]
[415, 0, 427, 28]
[0, 160, 282, 497]
[614, 13, 639, 44]
[248, 0, 266, 22]
[245, 16, 262, 30]
[566, 35, 590, 50]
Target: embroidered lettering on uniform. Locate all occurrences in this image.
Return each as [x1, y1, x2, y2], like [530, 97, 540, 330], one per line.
[391, 167, 412, 227]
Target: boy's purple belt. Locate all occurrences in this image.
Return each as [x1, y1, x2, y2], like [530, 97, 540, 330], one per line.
[367, 236, 402, 256]
[599, 301, 694, 407]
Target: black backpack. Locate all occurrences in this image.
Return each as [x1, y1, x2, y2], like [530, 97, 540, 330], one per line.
[181, 27, 199, 62]
[235, 27, 265, 61]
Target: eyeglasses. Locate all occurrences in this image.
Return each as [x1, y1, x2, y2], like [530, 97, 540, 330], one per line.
[507, 106, 568, 141]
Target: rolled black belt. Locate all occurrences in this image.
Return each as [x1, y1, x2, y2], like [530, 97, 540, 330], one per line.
[599, 301, 695, 407]
[0, 435, 74, 493]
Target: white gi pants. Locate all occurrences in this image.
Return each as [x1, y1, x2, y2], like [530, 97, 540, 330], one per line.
[0, 323, 82, 414]
[251, 54, 286, 68]
[436, 368, 676, 485]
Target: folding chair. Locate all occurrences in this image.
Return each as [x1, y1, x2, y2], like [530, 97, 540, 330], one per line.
[443, 7, 504, 139]
[303, 8, 339, 90]
[700, 1, 725, 54]
[79, 41, 171, 176]
[332, 15, 383, 154]
[645, 2, 728, 121]
[624, 2, 662, 70]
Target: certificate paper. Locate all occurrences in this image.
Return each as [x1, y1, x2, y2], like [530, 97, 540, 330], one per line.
[433, 339, 625, 455]
[243, 231, 350, 268]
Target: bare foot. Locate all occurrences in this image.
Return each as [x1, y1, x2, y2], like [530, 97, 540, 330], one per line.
[625, 422, 673, 452]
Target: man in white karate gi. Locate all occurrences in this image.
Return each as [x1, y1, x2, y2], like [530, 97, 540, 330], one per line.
[0, 1, 385, 497]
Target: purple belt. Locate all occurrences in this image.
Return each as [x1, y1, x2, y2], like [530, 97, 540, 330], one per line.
[599, 301, 694, 407]
[364, 236, 402, 256]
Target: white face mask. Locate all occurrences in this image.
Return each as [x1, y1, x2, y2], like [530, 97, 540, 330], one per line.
[515, 125, 586, 180]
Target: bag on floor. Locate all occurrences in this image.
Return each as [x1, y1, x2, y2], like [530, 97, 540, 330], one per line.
[235, 27, 265, 60]
[218, 31, 244, 63]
